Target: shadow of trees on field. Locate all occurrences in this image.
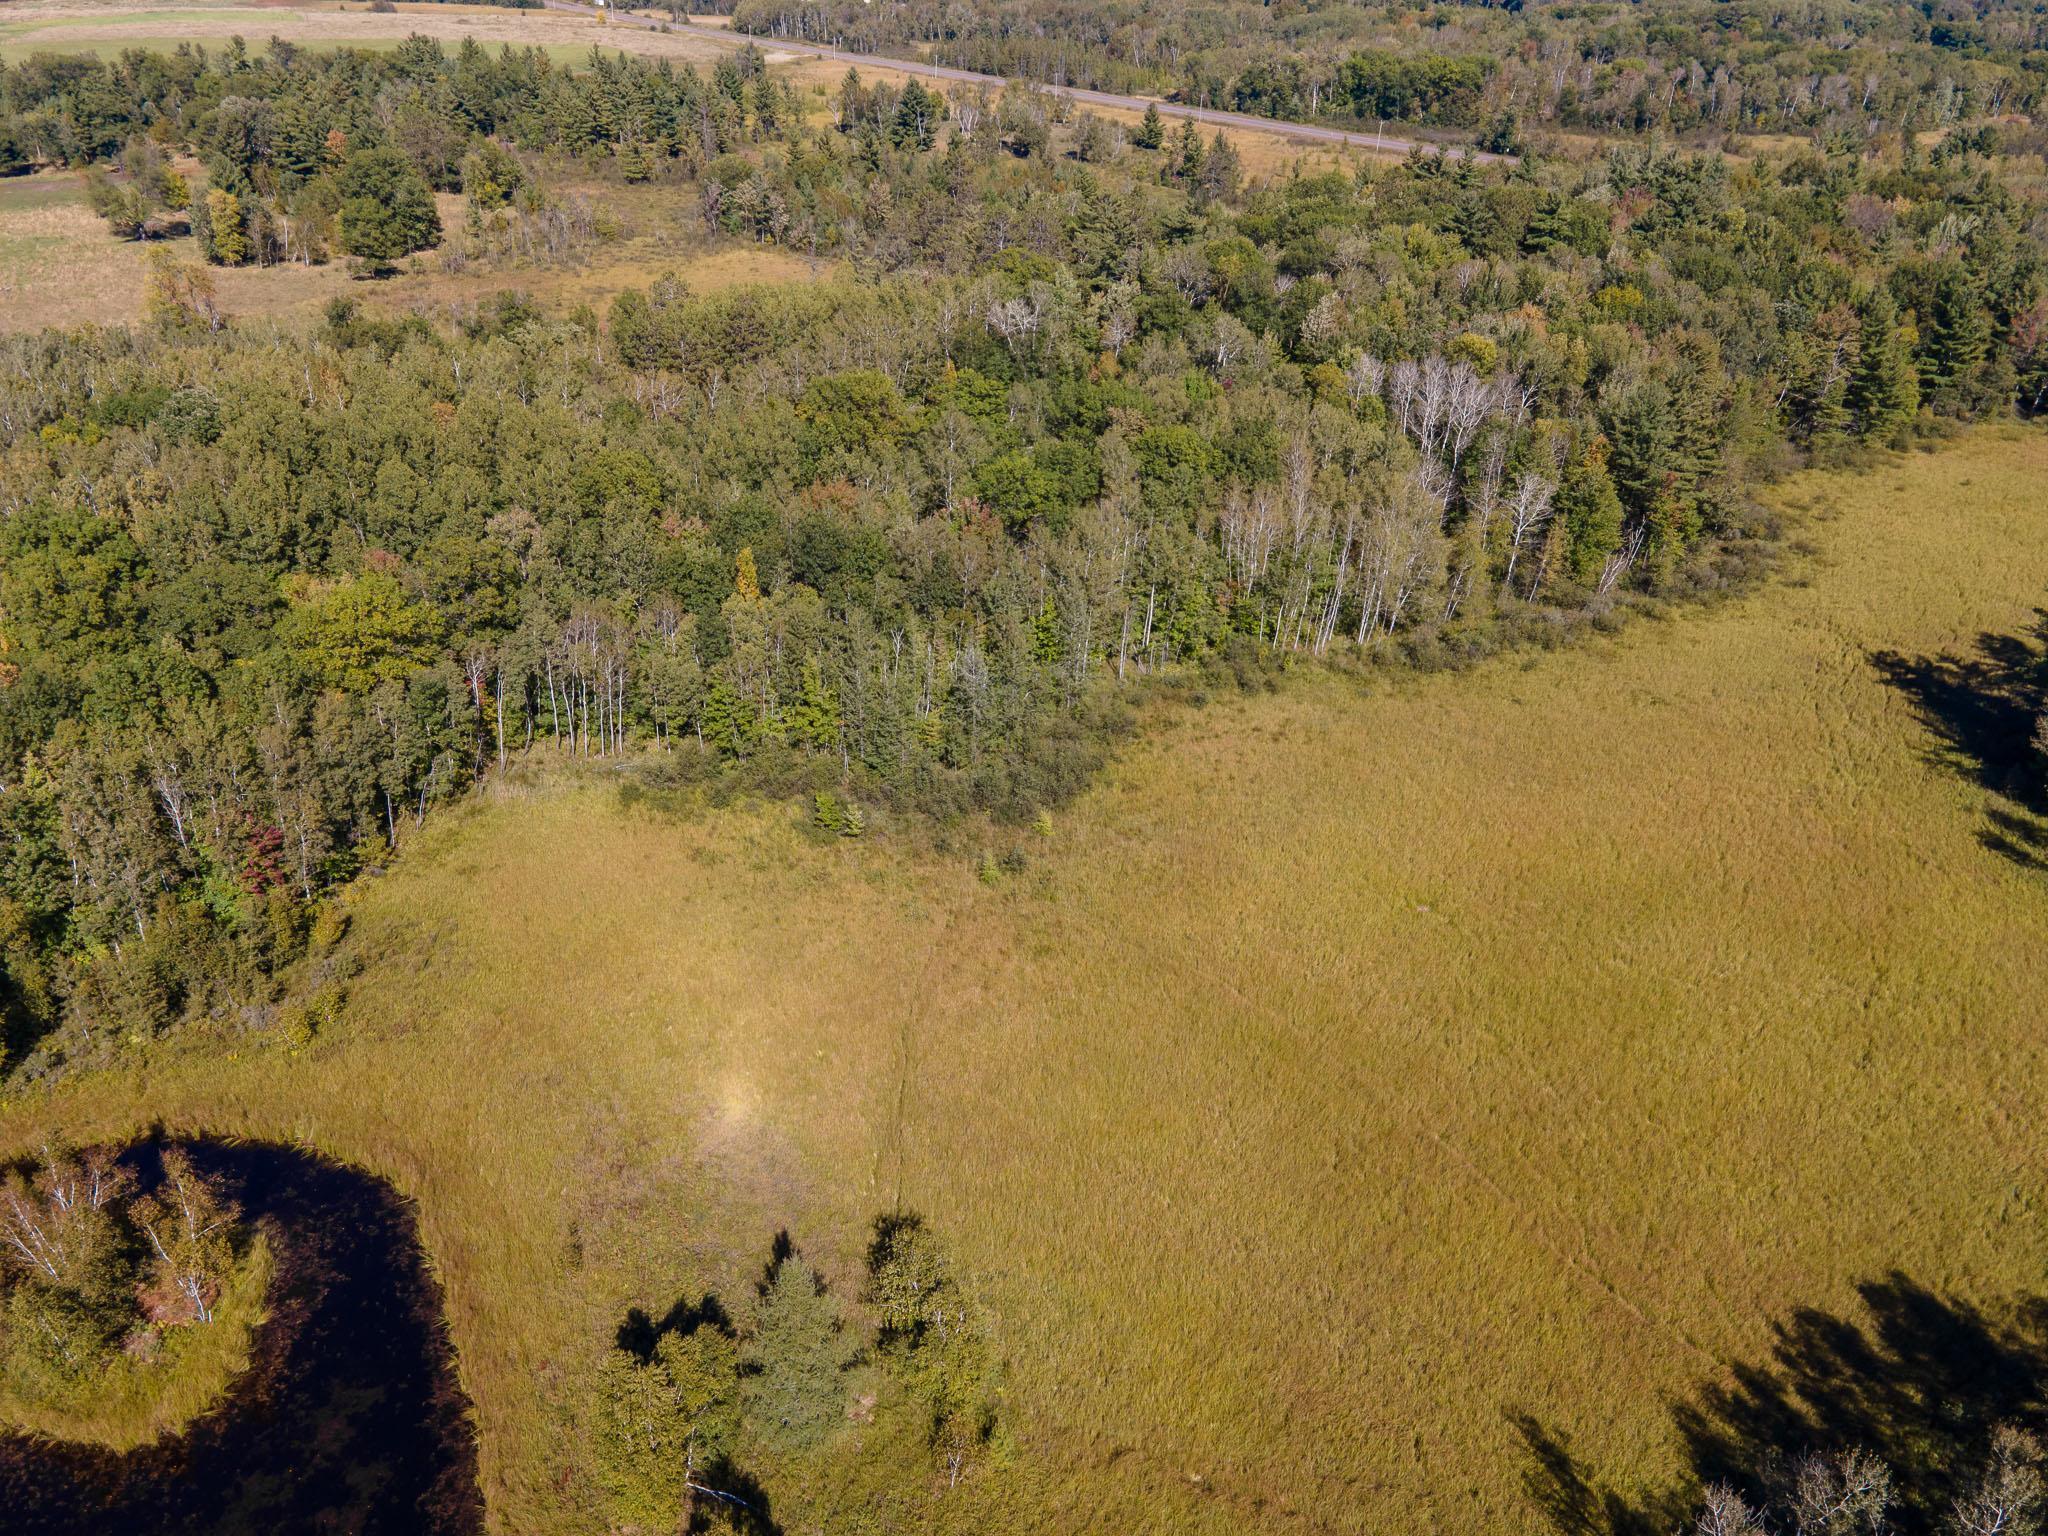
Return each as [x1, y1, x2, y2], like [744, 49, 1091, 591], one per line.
[1871, 616, 2048, 868]
[617, 1291, 734, 1362]
[1516, 1273, 2048, 1536]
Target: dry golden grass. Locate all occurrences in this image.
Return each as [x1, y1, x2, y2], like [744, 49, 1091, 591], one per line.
[0, 1, 734, 67]
[4, 430, 2047, 1531]
[0, 169, 825, 334]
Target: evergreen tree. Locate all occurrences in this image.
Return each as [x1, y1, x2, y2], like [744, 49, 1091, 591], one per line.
[1197, 130, 1241, 202]
[1919, 260, 1993, 414]
[1133, 102, 1166, 150]
[785, 657, 840, 750]
[1558, 446, 1625, 584]
[1602, 382, 1677, 529]
[333, 147, 441, 268]
[836, 67, 868, 131]
[590, 1326, 739, 1530]
[893, 79, 940, 150]
[1848, 288, 1920, 441]
[201, 188, 250, 266]
[741, 1243, 857, 1452]
[701, 678, 749, 756]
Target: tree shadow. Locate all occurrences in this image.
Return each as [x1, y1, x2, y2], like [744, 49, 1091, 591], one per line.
[692, 1458, 779, 1536]
[1981, 805, 2048, 872]
[615, 1291, 733, 1362]
[1516, 1273, 2048, 1536]
[1870, 617, 2048, 866]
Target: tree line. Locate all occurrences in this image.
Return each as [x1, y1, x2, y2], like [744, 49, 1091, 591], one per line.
[2, 34, 804, 268]
[0, 36, 2043, 1081]
[727, 0, 2048, 145]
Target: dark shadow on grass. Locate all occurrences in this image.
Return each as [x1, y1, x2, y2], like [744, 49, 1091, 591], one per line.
[1981, 805, 2048, 871]
[616, 1291, 733, 1362]
[1871, 617, 2048, 867]
[692, 1458, 780, 1536]
[1515, 1273, 2048, 1536]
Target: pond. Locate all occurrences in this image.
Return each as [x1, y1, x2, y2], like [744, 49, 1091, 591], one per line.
[0, 1141, 484, 1536]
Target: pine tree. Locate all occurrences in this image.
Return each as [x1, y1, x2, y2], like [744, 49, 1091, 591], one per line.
[701, 678, 749, 756]
[1602, 382, 1677, 528]
[1558, 446, 1625, 584]
[1848, 288, 1920, 441]
[893, 79, 938, 150]
[752, 76, 780, 138]
[1198, 130, 1241, 202]
[836, 67, 868, 131]
[1526, 193, 1567, 252]
[590, 1325, 739, 1529]
[1919, 261, 1992, 415]
[1133, 102, 1166, 149]
[741, 1246, 857, 1451]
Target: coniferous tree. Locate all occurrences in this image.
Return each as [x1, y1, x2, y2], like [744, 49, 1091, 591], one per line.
[1849, 288, 1921, 441]
[1557, 445, 1625, 584]
[333, 147, 441, 269]
[1919, 260, 1994, 414]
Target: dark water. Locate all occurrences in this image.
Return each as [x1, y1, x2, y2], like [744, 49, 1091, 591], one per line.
[0, 1141, 485, 1536]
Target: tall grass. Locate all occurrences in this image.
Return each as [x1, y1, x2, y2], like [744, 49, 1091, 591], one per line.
[4, 430, 2046, 1532]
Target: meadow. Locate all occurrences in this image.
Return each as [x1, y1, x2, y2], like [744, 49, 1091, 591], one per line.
[1, 427, 2043, 1530]
[0, 162, 824, 333]
[0, 1, 731, 67]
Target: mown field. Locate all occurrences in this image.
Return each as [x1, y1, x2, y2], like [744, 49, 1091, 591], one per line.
[0, 1, 732, 67]
[3, 430, 2046, 1532]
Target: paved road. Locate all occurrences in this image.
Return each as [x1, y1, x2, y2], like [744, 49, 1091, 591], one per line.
[540, 0, 1503, 162]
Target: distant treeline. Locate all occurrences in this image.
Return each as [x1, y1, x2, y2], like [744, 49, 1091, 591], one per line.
[729, 0, 2048, 141]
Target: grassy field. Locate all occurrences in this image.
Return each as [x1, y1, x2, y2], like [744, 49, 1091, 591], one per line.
[0, 1, 729, 67]
[0, 165, 825, 333]
[2, 430, 2046, 1530]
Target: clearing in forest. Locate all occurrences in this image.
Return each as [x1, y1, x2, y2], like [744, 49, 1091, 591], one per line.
[0, 167, 824, 333]
[6, 430, 2048, 1533]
